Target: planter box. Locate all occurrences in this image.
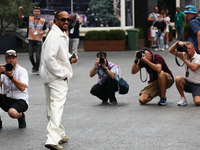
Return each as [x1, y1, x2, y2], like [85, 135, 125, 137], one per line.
[138, 38, 145, 49]
[84, 40, 126, 51]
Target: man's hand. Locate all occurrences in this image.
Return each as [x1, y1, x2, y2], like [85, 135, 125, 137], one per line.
[70, 53, 79, 64]
[19, 6, 23, 11]
[176, 51, 186, 60]
[135, 51, 139, 61]
[95, 58, 100, 66]
[177, 41, 186, 47]
[0, 65, 4, 74]
[162, 32, 165, 37]
[140, 55, 148, 64]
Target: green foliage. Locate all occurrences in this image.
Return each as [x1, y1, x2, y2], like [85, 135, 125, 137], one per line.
[0, 0, 38, 35]
[169, 25, 173, 33]
[136, 27, 145, 39]
[86, 0, 120, 27]
[85, 30, 125, 41]
[184, 23, 190, 32]
[107, 30, 126, 40]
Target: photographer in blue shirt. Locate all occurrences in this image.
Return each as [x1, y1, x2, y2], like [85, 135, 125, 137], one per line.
[184, 5, 200, 54]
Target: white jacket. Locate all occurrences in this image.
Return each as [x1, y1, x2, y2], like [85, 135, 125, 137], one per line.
[40, 24, 73, 83]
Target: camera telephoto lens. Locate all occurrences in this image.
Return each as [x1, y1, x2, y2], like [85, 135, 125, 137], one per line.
[99, 58, 105, 63]
[136, 50, 145, 59]
[4, 64, 13, 72]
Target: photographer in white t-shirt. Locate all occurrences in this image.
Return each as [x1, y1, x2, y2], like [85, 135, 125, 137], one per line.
[0, 50, 29, 129]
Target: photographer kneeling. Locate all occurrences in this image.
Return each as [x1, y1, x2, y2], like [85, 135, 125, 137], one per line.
[0, 50, 29, 128]
[169, 41, 200, 106]
[131, 48, 174, 105]
[90, 52, 119, 105]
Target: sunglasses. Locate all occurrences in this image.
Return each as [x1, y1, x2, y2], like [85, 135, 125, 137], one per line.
[5, 51, 17, 57]
[57, 17, 71, 22]
[34, 6, 40, 10]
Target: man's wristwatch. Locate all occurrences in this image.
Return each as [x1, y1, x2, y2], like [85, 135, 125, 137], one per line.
[104, 67, 108, 71]
[9, 76, 13, 80]
[134, 59, 138, 64]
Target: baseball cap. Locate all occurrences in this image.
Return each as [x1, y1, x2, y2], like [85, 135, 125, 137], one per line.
[5, 50, 17, 58]
[184, 5, 197, 14]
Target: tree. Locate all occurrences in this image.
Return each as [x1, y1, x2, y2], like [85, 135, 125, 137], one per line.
[86, 0, 120, 27]
[0, 0, 37, 35]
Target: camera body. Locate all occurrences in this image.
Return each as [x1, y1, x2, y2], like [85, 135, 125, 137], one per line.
[99, 57, 105, 63]
[136, 50, 145, 59]
[176, 43, 187, 52]
[2, 64, 13, 73]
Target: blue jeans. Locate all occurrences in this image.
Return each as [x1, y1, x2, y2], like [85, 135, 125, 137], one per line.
[176, 26, 184, 41]
[154, 32, 165, 49]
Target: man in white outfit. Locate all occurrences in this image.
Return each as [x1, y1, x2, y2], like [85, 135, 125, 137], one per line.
[40, 11, 78, 150]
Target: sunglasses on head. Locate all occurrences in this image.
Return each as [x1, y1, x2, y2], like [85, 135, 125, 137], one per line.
[57, 17, 71, 22]
[5, 51, 17, 57]
[34, 6, 40, 10]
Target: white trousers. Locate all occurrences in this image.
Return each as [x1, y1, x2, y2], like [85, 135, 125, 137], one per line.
[44, 78, 68, 145]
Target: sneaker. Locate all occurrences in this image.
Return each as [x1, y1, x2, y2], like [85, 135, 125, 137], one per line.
[32, 68, 35, 73]
[59, 135, 69, 144]
[18, 113, 26, 128]
[45, 144, 63, 150]
[35, 70, 40, 75]
[161, 48, 164, 51]
[109, 100, 117, 105]
[102, 99, 108, 104]
[151, 45, 156, 48]
[166, 45, 169, 48]
[155, 48, 160, 51]
[177, 97, 187, 106]
[0, 118, 2, 129]
[158, 97, 167, 106]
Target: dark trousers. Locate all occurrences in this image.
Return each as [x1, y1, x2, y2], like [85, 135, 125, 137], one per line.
[90, 77, 118, 102]
[28, 40, 42, 71]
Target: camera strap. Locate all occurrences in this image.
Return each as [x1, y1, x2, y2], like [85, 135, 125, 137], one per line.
[175, 55, 185, 67]
[140, 68, 148, 82]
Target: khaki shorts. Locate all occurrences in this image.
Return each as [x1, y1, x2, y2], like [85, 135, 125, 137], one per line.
[139, 73, 174, 98]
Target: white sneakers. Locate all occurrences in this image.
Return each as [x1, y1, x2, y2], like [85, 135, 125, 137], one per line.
[155, 48, 160, 51]
[155, 48, 164, 51]
[166, 45, 169, 48]
[177, 97, 188, 106]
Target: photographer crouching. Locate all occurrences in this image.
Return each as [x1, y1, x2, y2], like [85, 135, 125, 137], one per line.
[131, 48, 174, 105]
[0, 50, 28, 128]
[90, 52, 119, 105]
[169, 41, 200, 106]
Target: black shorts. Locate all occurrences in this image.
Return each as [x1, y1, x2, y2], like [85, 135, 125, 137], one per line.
[0, 94, 28, 113]
[184, 79, 200, 97]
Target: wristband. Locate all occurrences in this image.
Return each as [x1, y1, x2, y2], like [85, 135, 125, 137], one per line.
[9, 76, 13, 80]
[104, 67, 108, 71]
[134, 60, 138, 64]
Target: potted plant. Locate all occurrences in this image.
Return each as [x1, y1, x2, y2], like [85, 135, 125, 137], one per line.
[184, 23, 189, 41]
[169, 25, 173, 42]
[136, 27, 145, 49]
[84, 30, 126, 51]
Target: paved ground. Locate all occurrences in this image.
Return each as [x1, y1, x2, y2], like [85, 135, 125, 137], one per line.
[0, 45, 200, 150]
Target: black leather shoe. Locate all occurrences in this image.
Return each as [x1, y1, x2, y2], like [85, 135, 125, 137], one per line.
[18, 113, 26, 128]
[0, 118, 2, 129]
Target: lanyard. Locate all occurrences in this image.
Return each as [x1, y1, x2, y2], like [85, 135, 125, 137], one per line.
[34, 18, 39, 29]
[186, 58, 194, 72]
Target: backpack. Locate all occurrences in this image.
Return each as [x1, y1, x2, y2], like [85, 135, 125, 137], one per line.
[108, 63, 129, 95]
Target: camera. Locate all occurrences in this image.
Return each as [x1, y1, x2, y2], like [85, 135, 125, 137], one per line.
[176, 43, 187, 52]
[136, 50, 145, 59]
[2, 64, 13, 73]
[99, 57, 105, 63]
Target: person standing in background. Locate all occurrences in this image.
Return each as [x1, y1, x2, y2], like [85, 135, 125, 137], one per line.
[68, 13, 83, 55]
[174, 7, 186, 41]
[163, 12, 170, 48]
[18, 6, 46, 75]
[147, 7, 160, 48]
